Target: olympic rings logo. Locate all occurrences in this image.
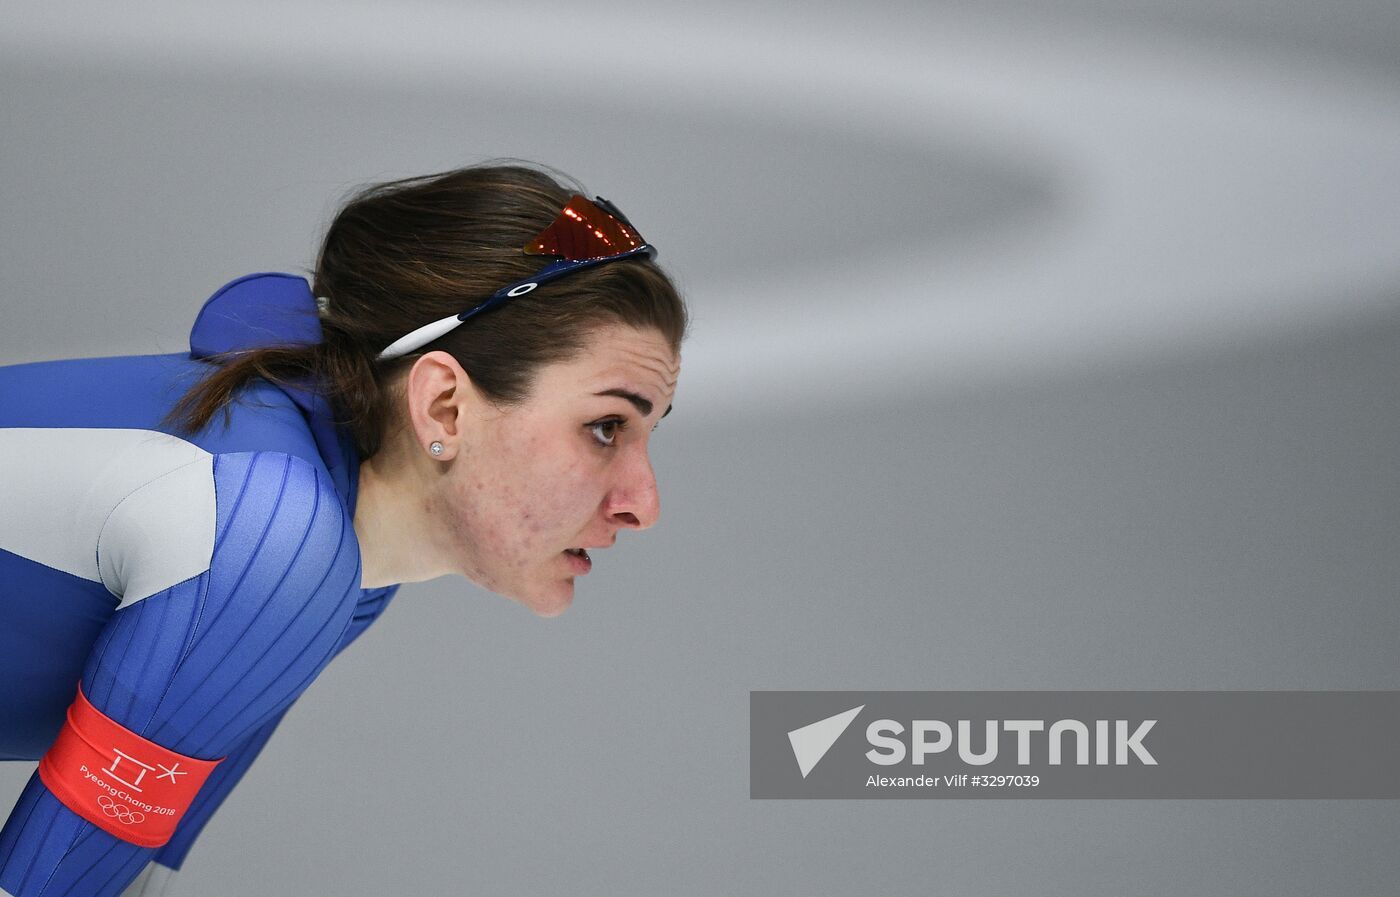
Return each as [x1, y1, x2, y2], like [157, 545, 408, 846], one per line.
[97, 795, 145, 825]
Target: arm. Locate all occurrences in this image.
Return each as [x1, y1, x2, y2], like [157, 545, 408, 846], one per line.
[113, 708, 288, 896]
[0, 452, 361, 897]
[116, 589, 399, 896]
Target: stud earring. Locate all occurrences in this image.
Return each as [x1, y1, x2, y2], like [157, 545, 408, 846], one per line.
[429, 441, 444, 456]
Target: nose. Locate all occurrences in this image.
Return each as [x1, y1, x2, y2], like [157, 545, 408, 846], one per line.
[607, 449, 661, 531]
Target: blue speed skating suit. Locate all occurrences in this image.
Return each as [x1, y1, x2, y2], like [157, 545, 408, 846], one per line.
[0, 273, 398, 897]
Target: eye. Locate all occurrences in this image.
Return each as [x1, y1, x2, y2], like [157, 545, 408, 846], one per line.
[587, 417, 628, 447]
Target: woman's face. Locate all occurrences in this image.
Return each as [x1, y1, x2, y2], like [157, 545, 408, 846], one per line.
[428, 323, 680, 616]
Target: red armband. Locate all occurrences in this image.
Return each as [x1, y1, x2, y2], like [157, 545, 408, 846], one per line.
[37, 685, 224, 847]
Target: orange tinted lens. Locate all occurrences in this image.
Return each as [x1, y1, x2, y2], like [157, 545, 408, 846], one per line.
[525, 194, 645, 260]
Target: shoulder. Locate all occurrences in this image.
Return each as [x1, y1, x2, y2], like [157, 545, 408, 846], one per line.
[208, 450, 357, 564]
[100, 445, 360, 612]
[0, 423, 362, 613]
[204, 451, 362, 611]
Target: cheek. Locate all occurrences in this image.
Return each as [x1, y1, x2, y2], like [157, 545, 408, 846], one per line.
[451, 440, 601, 561]
[515, 455, 598, 539]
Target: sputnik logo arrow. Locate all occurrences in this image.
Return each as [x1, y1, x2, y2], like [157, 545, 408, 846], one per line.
[787, 705, 864, 778]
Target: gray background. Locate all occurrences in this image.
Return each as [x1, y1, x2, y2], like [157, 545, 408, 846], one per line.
[2, 1, 1397, 894]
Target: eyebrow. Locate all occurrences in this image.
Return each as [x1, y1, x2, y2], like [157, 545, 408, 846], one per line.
[595, 388, 672, 419]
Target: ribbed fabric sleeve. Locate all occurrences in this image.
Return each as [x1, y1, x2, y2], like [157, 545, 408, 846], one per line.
[0, 453, 362, 897]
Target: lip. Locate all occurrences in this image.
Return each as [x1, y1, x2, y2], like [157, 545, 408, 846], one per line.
[563, 548, 592, 575]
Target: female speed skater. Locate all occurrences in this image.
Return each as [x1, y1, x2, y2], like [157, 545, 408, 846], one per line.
[0, 162, 687, 897]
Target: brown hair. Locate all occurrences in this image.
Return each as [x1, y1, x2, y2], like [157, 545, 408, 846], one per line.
[164, 163, 688, 459]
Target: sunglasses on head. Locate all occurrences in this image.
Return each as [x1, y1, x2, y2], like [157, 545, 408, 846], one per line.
[376, 194, 656, 360]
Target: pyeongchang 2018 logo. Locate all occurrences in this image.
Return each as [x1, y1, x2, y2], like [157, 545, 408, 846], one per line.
[787, 704, 1157, 779]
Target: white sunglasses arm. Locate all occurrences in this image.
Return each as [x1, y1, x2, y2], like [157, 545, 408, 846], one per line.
[375, 314, 465, 360]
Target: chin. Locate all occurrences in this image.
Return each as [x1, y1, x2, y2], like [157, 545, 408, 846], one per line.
[522, 580, 576, 618]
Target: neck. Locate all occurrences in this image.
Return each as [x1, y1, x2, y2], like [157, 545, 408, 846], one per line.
[353, 442, 447, 589]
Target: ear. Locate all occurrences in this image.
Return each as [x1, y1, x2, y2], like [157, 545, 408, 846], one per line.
[403, 351, 479, 458]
